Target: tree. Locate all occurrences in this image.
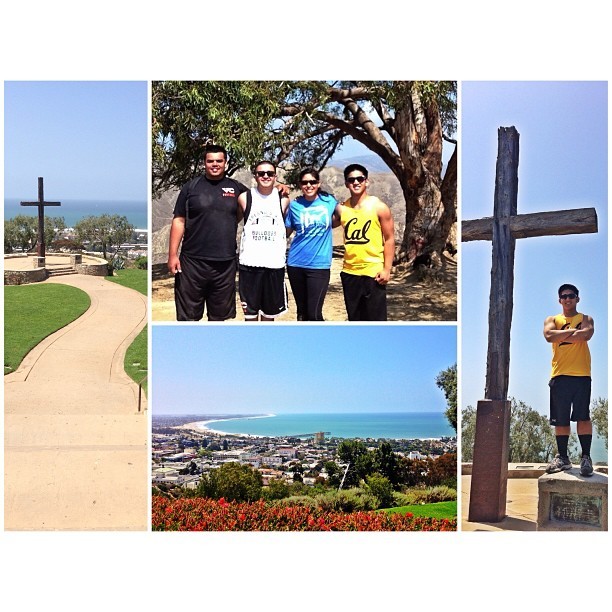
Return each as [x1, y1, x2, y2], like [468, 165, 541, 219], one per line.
[436, 363, 457, 432]
[461, 398, 577, 463]
[152, 80, 457, 264]
[197, 462, 263, 502]
[590, 397, 608, 451]
[74, 214, 134, 259]
[4, 215, 65, 254]
[337, 439, 373, 487]
[365, 473, 395, 509]
[373, 442, 401, 488]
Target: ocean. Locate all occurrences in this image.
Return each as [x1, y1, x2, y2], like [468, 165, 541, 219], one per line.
[4, 198, 148, 229]
[199, 412, 455, 440]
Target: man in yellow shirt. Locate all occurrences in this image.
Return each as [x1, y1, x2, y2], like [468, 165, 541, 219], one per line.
[543, 284, 595, 476]
[336, 164, 395, 321]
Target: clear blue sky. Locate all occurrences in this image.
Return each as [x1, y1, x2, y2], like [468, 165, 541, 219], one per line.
[152, 325, 456, 416]
[4, 81, 147, 201]
[461, 81, 608, 414]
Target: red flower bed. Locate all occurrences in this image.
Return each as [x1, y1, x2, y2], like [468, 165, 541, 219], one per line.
[152, 496, 456, 531]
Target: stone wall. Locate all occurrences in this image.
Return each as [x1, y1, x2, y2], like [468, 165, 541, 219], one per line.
[75, 261, 109, 276]
[4, 268, 48, 285]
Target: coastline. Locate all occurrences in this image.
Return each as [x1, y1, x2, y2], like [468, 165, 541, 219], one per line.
[174, 412, 457, 442]
[179, 414, 275, 438]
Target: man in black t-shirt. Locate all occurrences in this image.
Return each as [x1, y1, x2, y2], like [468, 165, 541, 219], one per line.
[168, 144, 247, 321]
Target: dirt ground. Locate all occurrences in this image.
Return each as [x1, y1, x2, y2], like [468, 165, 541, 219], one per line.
[152, 254, 457, 322]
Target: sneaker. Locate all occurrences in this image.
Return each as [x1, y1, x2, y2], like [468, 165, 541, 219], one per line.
[580, 455, 594, 477]
[546, 454, 572, 473]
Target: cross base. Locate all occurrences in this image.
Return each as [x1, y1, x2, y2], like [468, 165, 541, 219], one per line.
[468, 399, 511, 522]
[32, 256, 46, 269]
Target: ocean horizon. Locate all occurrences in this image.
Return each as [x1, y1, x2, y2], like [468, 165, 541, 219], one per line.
[4, 198, 147, 229]
[194, 412, 456, 440]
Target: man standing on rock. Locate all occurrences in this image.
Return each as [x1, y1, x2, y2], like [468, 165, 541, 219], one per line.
[336, 163, 395, 321]
[168, 144, 247, 321]
[543, 283, 595, 476]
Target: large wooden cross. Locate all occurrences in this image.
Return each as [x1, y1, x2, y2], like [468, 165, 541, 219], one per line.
[20, 177, 62, 259]
[462, 127, 597, 522]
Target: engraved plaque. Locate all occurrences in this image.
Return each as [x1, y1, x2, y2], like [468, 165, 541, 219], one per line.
[550, 494, 602, 526]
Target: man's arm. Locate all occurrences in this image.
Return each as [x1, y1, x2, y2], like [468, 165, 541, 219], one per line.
[237, 191, 248, 223]
[281, 196, 290, 218]
[167, 216, 185, 274]
[332, 203, 342, 229]
[571, 314, 594, 342]
[375, 202, 395, 285]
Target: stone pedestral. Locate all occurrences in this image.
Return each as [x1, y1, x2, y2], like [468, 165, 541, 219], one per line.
[32, 256, 45, 268]
[70, 254, 82, 265]
[537, 470, 608, 531]
[468, 399, 511, 522]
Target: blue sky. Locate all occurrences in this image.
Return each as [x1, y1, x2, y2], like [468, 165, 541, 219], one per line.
[461, 81, 608, 414]
[152, 325, 456, 416]
[4, 81, 147, 201]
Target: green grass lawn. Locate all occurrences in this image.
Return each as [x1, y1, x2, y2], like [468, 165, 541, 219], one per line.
[106, 269, 148, 394]
[106, 268, 147, 296]
[4, 284, 90, 375]
[381, 501, 457, 520]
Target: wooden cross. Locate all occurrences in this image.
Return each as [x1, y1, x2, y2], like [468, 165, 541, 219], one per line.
[20, 177, 62, 258]
[462, 127, 597, 522]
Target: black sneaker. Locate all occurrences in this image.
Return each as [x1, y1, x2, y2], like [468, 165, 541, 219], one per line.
[580, 455, 594, 477]
[546, 454, 572, 473]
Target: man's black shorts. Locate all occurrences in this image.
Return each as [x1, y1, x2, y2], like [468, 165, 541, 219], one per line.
[239, 265, 287, 319]
[340, 271, 387, 321]
[549, 375, 591, 426]
[174, 254, 236, 321]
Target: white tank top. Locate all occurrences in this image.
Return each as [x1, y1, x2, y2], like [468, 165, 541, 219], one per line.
[239, 188, 286, 268]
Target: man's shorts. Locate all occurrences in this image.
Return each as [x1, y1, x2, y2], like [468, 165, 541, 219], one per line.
[174, 254, 237, 321]
[239, 265, 288, 319]
[549, 375, 591, 426]
[340, 271, 387, 321]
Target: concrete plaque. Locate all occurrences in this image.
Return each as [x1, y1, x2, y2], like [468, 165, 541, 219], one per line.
[550, 493, 602, 527]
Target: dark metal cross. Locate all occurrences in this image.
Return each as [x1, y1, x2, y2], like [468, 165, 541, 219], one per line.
[20, 177, 62, 258]
[462, 127, 598, 522]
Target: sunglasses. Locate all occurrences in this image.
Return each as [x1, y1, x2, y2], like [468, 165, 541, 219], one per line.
[256, 170, 275, 178]
[300, 180, 319, 186]
[560, 293, 577, 299]
[346, 176, 366, 184]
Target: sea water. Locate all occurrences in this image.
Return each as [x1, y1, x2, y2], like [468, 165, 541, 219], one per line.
[4, 198, 147, 229]
[201, 412, 455, 440]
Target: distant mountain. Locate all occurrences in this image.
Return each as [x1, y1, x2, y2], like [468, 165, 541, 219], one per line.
[328, 154, 390, 173]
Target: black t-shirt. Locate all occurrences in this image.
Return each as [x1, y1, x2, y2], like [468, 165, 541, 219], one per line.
[173, 175, 247, 260]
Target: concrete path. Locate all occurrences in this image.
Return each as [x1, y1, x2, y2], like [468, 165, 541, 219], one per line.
[4, 274, 148, 530]
[461, 475, 539, 531]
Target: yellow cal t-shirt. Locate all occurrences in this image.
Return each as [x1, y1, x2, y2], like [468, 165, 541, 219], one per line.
[340, 196, 384, 277]
[550, 313, 591, 378]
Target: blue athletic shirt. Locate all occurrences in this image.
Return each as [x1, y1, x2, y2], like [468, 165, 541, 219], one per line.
[285, 193, 337, 269]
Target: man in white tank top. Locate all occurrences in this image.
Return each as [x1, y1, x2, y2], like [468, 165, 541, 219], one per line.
[238, 161, 290, 321]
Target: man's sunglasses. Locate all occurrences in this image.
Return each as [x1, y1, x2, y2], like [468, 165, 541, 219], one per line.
[346, 176, 366, 184]
[256, 171, 275, 178]
[560, 293, 577, 299]
[300, 180, 319, 186]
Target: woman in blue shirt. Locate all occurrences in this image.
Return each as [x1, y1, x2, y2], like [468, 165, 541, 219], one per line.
[285, 168, 338, 320]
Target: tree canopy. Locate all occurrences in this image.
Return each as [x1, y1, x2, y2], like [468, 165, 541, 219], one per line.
[74, 214, 134, 259]
[4, 215, 65, 254]
[152, 80, 457, 263]
[461, 398, 577, 463]
[436, 363, 457, 432]
[197, 462, 263, 502]
[590, 398, 608, 450]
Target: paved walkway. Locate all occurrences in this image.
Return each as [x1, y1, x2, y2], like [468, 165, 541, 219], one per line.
[461, 475, 539, 531]
[4, 274, 148, 530]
